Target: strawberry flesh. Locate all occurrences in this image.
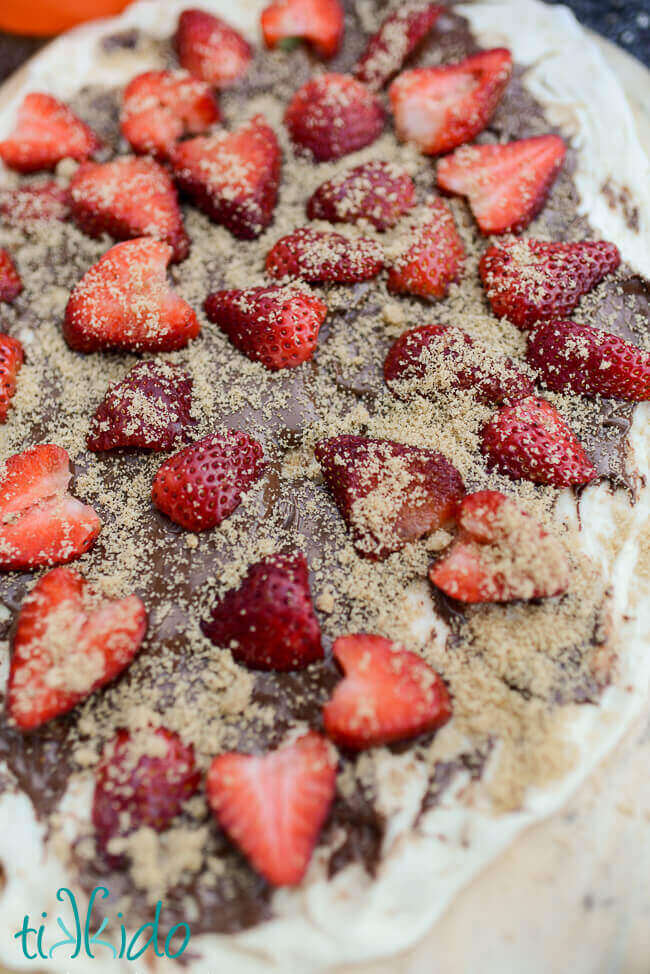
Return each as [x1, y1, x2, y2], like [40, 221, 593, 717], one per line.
[266, 227, 383, 284]
[175, 9, 252, 87]
[0, 181, 70, 224]
[306, 160, 415, 231]
[386, 197, 464, 298]
[355, 2, 443, 90]
[261, 0, 344, 58]
[0, 250, 22, 303]
[285, 73, 383, 162]
[0, 93, 100, 173]
[0, 333, 24, 422]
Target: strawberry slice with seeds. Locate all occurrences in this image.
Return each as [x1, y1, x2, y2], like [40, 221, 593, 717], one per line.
[479, 238, 621, 329]
[152, 430, 265, 532]
[323, 633, 451, 750]
[87, 361, 194, 452]
[7, 567, 146, 730]
[481, 395, 597, 487]
[354, 2, 443, 91]
[0, 250, 22, 304]
[207, 731, 337, 886]
[266, 227, 383, 284]
[386, 197, 464, 298]
[0, 181, 70, 225]
[437, 134, 566, 235]
[315, 435, 464, 560]
[171, 114, 281, 240]
[0, 93, 100, 173]
[205, 284, 327, 370]
[285, 73, 384, 162]
[429, 490, 569, 603]
[175, 8, 252, 88]
[306, 160, 415, 231]
[389, 48, 512, 155]
[70, 157, 190, 263]
[0, 333, 24, 422]
[201, 551, 323, 670]
[384, 323, 533, 405]
[63, 238, 200, 354]
[121, 69, 220, 161]
[261, 0, 344, 58]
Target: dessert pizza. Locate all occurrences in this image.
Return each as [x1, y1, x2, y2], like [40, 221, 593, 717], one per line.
[0, 0, 648, 971]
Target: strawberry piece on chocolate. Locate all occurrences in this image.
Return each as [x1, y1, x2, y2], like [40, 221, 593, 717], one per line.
[0, 333, 24, 422]
[306, 160, 415, 231]
[355, 2, 443, 90]
[175, 9, 252, 87]
[0, 250, 22, 304]
[386, 197, 464, 298]
[266, 227, 383, 284]
[0, 181, 70, 225]
[261, 0, 344, 58]
[0, 92, 100, 173]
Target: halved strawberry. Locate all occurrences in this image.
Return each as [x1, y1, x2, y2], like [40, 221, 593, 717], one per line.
[0, 444, 101, 571]
[479, 238, 622, 329]
[87, 361, 194, 452]
[384, 323, 533, 405]
[201, 552, 323, 670]
[306, 160, 415, 231]
[171, 114, 281, 240]
[266, 227, 383, 284]
[527, 320, 650, 402]
[481, 395, 597, 487]
[429, 490, 569, 603]
[152, 431, 265, 532]
[69, 157, 189, 263]
[323, 633, 451, 749]
[206, 732, 337, 886]
[121, 69, 220, 161]
[285, 74, 384, 162]
[437, 134, 566, 235]
[175, 9, 252, 88]
[0, 250, 22, 304]
[0, 181, 70, 225]
[389, 48, 512, 155]
[261, 0, 344, 58]
[354, 2, 443, 91]
[63, 238, 199, 354]
[0, 93, 100, 173]
[315, 435, 464, 559]
[386, 197, 464, 298]
[204, 284, 327, 370]
[7, 567, 146, 730]
[0, 334, 24, 422]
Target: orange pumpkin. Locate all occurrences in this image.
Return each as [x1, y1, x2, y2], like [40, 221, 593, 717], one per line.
[0, 0, 133, 36]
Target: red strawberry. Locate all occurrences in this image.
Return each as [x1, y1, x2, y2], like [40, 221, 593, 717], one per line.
[323, 633, 451, 749]
[0, 181, 70, 225]
[121, 69, 220, 161]
[285, 74, 384, 162]
[306, 160, 415, 231]
[437, 135, 566, 235]
[206, 732, 337, 886]
[63, 238, 200, 354]
[175, 9, 252, 88]
[265, 227, 383, 284]
[481, 395, 597, 487]
[384, 323, 533, 405]
[201, 552, 323, 670]
[354, 2, 443, 91]
[315, 435, 464, 559]
[0, 333, 24, 422]
[69, 157, 189, 263]
[386, 197, 464, 298]
[171, 114, 281, 240]
[0, 93, 100, 173]
[261, 0, 344, 58]
[389, 48, 512, 155]
[204, 284, 327, 370]
[7, 567, 146, 730]
[429, 490, 569, 603]
[0, 444, 101, 571]
[152, 431, 265, 532]
[479, 238, 622, 329]
[0, 250, 22, 304]
[87, 361, 194, 452]
[527, 320, 650, 402]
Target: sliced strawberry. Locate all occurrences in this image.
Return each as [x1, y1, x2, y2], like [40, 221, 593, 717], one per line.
[479, 238, 622, 329]
[175, 9, 252, 88]
[201, 552, 323, 670]
[386, 197, 464, 298]
[206, 732, 337, 886]
[87, 361, 194, 452]
[266, 227, 383, 284]
[437, 134, 566, 235]
[121, 69, 220, 161]
[285, 73, 384, 162]
[261, 0, 344, 58]
[315, 435, 464, 559]
[0, 334, 24, 422]
[323, 633, 451, 750]
[0, 181, 70, 225]
[306, 160, 415, 231]
[7, 567, 146, 730]
[171, 114, 281, 240]
[384, 323, 533, 405]
[70, 157, 189, 263]
[63, 238, 199, 354]
[152, 431, 265, 532]
[354, 2, 443, 91]
[204, 284, 327, 370]
[481, 395, 597, 487]
[0, 250, 22, 304]
[0, 93, 100, 173]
